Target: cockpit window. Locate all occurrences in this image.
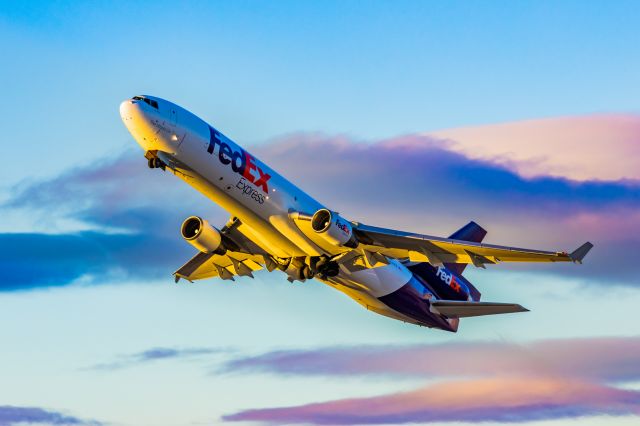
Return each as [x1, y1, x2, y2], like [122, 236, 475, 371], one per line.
[131, 96, 158, 109]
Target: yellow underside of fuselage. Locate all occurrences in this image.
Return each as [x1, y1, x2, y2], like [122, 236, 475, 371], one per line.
[167, 159, 423, 327]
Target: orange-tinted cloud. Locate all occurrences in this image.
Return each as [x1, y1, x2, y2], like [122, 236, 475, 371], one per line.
[428, 114, 640, 181]
[223, 337, 640, 424]
[224, 377, 640, 424]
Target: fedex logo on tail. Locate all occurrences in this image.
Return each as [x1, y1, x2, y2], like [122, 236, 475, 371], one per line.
[436, 265, 462, 293]
[206, 126, 271, 193]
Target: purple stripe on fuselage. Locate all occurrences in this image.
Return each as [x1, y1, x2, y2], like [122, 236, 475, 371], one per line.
[377, 275, 456, 332]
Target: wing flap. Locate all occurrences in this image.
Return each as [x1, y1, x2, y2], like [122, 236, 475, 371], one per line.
[174, 251, 264, 282]
[431, 301, 529, 318]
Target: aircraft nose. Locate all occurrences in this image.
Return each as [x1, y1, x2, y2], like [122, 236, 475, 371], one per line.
[120, 97, 177, 154]
[119, 98, 150, 149]
[119, 99, 139, 123]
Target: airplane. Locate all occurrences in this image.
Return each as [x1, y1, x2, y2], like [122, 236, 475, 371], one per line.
[120, 95, 593, 332]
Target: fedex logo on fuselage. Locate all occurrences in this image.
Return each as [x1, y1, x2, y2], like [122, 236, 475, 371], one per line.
[206, 126, 271, 193]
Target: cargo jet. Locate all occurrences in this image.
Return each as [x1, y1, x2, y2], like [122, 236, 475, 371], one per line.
[120, 95, 592, 332]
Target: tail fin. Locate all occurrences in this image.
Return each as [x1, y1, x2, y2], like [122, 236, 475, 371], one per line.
[445, 221, 487, 275]
[448, 220, 487, 243]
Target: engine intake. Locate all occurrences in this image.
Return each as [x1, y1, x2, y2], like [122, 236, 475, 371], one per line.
[311, 209, 358, 248]
[181, 216, 224, 253]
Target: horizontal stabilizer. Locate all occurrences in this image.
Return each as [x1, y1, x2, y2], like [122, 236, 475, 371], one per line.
[570, 242, 593, 264]
[431, 300, 529, 318]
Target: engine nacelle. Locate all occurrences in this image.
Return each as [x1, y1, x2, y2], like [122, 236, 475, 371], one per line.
[181, 216, 224, 253]
[310, 209, 358, 248]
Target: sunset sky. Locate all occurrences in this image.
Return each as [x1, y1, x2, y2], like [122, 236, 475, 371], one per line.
[1, 1, 639, 425]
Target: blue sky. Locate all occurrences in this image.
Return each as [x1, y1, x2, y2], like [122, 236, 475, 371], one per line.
[2, 0, 639, 183]
[0, 1, 639, 425]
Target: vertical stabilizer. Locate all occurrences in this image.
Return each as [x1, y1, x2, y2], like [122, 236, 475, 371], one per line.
[445, 221, 487, 275]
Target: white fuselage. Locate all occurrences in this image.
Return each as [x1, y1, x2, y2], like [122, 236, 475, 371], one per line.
[120, 95, 434, 326]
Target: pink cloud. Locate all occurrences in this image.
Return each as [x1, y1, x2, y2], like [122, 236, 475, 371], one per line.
[224, 337, 640, 382]
[222, 337, 640, 424]
[224, 377, 640, 424]
[427, 114, 640, 181]
[5, 115, 640, 288]
[253, 132, 639, 283]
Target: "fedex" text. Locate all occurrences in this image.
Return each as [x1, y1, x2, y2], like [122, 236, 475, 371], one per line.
[207, 126, 271, 193]
[436, 266, 462, 293]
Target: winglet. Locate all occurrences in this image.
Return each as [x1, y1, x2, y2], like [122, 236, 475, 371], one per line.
[570, 242, 594, 264]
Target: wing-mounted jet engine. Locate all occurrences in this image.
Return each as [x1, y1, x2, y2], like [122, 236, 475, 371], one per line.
[181, 216, 225, 254]
[310, 209, 359, 248]
[175, 216, 267, 282]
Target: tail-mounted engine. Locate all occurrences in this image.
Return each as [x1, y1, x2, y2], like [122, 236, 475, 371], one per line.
[310, 209, 358, 248]
[181, 216, 225, 253]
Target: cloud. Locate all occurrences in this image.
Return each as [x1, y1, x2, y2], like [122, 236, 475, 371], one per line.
[222, 337, 640, 425]
[88, 346, 223, 371]
[2, 115, 640, 289]
[0, 231, 192, 290]
[254, 133, 640, 227]
[5, 152, 217, 235]
[254, 133, 640, 284]
[0, 152, 220, 290]
[223, 377, 640, 425]
[0, 405, 101, 426]
[428, 114, 640, 181]
[222, 337, 640, 382]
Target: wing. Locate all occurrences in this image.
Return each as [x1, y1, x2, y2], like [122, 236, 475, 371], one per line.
[174, 217, 274, 282]
[174, 250, 266, 282]
[352, 223, 593, 268]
